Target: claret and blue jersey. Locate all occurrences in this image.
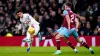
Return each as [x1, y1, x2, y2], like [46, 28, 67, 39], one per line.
[57, 9, 78, 38]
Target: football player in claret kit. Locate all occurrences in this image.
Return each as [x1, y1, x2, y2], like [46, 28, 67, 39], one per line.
[40, 3, 94, 54]
[16, 9, 40, 52]
[62, 3, 94, 54]
[39, 3, 80, 54]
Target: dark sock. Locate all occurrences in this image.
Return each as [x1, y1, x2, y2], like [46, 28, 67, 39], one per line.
[56, 39, 61, 50]
[67, 41, 75, 49]
[45, 34, 54, 39]
[81, 41, 90, 49]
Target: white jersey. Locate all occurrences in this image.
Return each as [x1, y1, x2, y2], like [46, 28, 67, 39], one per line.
[20, 13, 39, 27]
[20, 13, 39, 33]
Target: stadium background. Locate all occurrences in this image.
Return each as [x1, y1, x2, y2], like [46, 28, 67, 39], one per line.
[0, 0, 100, 36]
[0, 0, 100, 56]
[0, 0, 100, 45]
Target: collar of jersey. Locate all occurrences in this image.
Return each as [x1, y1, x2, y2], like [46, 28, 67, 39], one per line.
[66, 8, 71, 10]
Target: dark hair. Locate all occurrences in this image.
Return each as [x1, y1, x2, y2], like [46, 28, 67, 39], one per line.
[15, 9, 23, 14]
[66, 2, 72, 8]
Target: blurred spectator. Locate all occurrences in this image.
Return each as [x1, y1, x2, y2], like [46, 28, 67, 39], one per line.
[58, 0, 64, 8]
[0, 0, 100, 36]
[93, 29, 98, 35]
[97, 16, 100, 27]
[84, 21, 93, 35]
[80, 31, 85, 36]
[87, 15, 96, 30]
[97, 28, 100, 35]
[56, 8, 63, 27]
[54, 24, 59, 32]
[46, 27, 54, 35]
[38, 15, 46, 35]
[92, 2, 98, 16]
[33, 12, 39, 20]
[86, 6, 93, 17]
[44, 15, 55, 29]
[0, 16, 6, 36]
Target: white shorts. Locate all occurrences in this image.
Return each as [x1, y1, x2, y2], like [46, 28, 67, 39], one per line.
[33, 24, 40, 35]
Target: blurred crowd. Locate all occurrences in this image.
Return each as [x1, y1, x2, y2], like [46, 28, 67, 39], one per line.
[0, 0, 100, 36]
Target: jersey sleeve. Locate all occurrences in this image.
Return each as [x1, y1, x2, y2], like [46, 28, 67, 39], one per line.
[22, 23, 26, 33]
[27, 14, 33, 21]
[63, 10, 68, 16]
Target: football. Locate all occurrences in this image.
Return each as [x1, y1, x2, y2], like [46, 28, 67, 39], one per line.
[28, 27, 35, 35]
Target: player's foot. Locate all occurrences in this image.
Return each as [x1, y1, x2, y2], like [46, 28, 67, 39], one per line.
[38, 33, 42, 41]
[26, 48, 30, 52]
[74, 49, 79, 53]
[53, 50, 62, 55]
[89, 48, 94, 54]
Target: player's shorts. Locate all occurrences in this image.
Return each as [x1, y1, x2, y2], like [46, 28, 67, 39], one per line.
[57, 27, 78, 38]
[57, 27, 69, 38]
[33, 24, 40, 35]
[69, 28, 79, 38]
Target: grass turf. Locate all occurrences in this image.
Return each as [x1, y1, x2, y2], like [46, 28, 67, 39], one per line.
[0, 46, 99, 56]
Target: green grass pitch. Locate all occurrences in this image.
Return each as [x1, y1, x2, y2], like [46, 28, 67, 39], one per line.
[0, 46, 100, 56]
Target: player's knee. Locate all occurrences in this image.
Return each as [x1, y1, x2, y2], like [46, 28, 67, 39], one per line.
[55, 36, 60, 39]
[72, 28, 76, 32]
[75, 38, 81, 43]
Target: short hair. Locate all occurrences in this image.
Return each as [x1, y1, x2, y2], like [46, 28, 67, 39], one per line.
[66, 2, 72, 8]
[62, 2, 72, 10]
[15, 9, 23, 14]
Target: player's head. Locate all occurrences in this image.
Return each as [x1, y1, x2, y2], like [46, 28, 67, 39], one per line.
[63, 2, 72, 10]
[15, 9, 23, 18]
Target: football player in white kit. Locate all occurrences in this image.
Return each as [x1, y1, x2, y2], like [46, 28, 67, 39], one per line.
[16, 9, 40, 52]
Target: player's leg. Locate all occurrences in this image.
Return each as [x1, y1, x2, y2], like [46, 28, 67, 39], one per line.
[26, 26, 37, 52]
[26, 32, 31, 52]
[72, 28, 94, 54]
[41, 32, 58, 40]
[21, 37, 27, 47]
[40, 27, 63, 41]
[54, 33, 62, 55]
[54, 27, 70, 54]
[63, 28, 79, 53]
[75, 37, 94, 54]
[64, 38, 79, 53]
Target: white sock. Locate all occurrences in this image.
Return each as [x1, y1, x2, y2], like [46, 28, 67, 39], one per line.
[89, 48, 92, 50]
[27, 42, 31, 48]
[57, 50, 61, 52]
[21, 42, 25, 47]
[74, 48, 77, 51]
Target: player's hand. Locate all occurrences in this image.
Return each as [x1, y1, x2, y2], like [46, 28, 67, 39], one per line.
[22, 32, 25, 35]
[76, 29, 78, 32]
[68, 28, 70, 32]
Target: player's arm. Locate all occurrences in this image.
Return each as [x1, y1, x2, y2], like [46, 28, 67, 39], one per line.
[21, 23, 26, 35]
[63, 10, 70, 31]
[75, 18, 79, 31]
[66, 14, 70, 31]
[74, 13, 86, 21]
